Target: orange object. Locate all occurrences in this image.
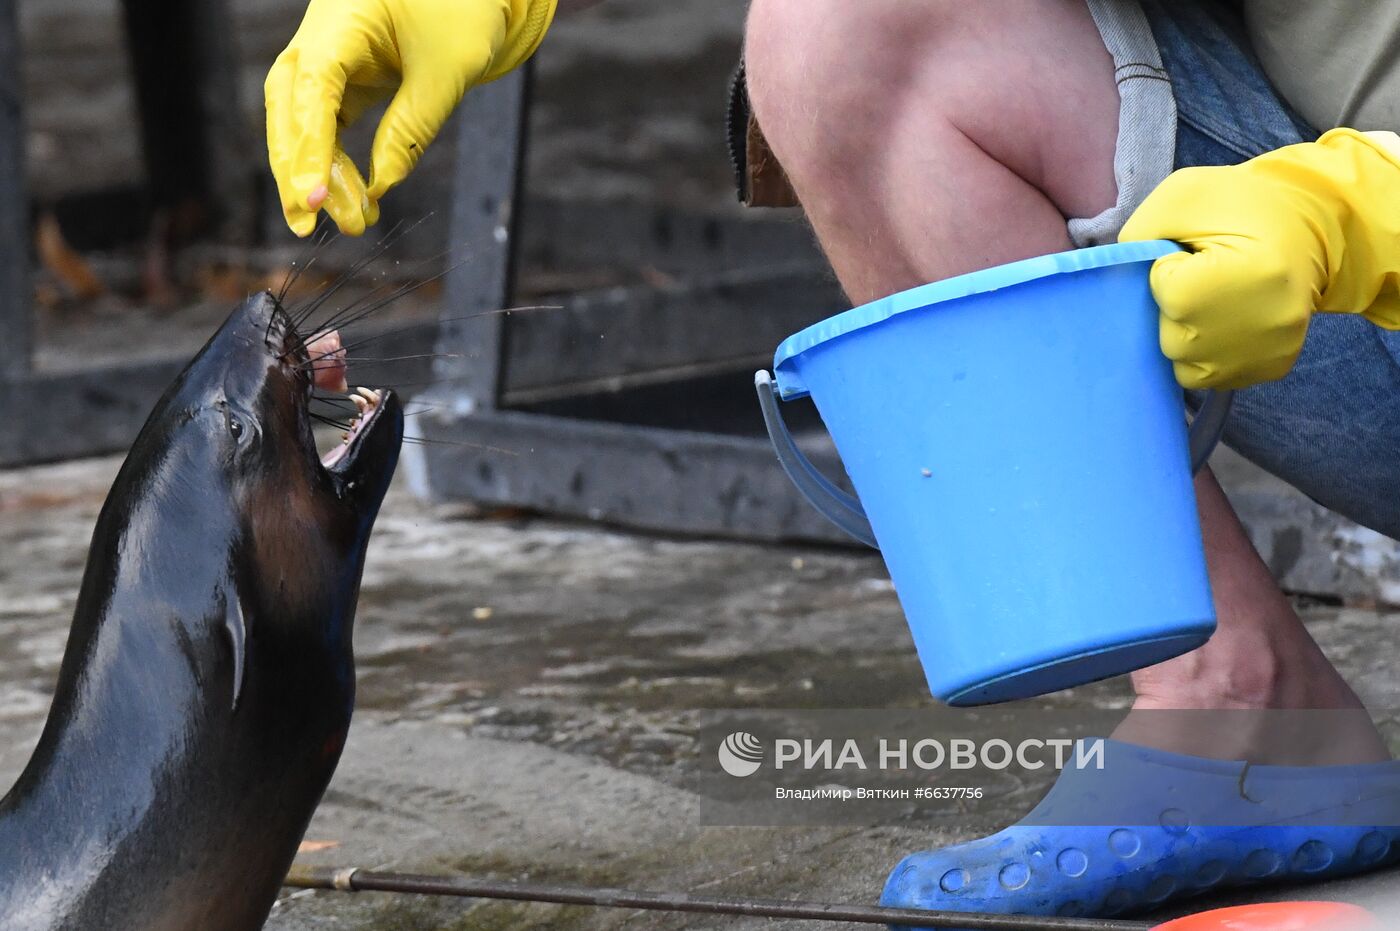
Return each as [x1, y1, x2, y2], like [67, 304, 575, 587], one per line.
[35, 212, 104, 301]
[1152, 902, 1378, 930]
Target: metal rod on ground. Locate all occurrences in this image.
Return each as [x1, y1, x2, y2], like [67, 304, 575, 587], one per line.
[284, 866, 1152, 930]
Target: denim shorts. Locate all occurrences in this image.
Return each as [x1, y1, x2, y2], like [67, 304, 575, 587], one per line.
[1075, 0, 1400, 541]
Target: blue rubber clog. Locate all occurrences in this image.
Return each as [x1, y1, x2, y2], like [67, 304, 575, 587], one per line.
[881, 740, 1400, 927]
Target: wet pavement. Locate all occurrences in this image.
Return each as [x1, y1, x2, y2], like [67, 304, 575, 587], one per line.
[2, 455, 1399, 928]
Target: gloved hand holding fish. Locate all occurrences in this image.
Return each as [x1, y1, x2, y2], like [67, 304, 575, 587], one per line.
[265, 0, 557, 236]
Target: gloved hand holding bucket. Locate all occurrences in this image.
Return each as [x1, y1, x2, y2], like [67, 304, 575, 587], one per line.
[758, 128, 1400, 706]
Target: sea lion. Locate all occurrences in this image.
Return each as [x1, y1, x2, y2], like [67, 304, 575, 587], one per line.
[0, 291, 402, 930]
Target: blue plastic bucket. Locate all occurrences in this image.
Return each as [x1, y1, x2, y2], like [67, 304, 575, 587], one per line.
[758, 241, 1228, 705]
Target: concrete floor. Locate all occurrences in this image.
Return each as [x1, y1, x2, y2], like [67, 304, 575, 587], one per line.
[2, 454, 1399, 929]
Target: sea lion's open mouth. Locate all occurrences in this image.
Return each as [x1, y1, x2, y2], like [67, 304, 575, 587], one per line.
[319, 385, 387, 471]
[292, 317, 401, 490]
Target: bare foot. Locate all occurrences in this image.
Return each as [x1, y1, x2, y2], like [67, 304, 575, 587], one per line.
[1113, 470, 1391, 766]
[1117, 651, 1392, 766]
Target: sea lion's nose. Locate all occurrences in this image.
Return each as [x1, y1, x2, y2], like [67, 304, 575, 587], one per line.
[198, 292, 295, 379]
[238, 291, 280, 331]
[228, 291, 297, 355]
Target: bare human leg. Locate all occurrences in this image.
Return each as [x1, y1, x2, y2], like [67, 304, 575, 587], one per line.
[744, 0, 1384, 761]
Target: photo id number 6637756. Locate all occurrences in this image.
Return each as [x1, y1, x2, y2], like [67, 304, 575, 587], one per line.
[914, 787, 984, 800]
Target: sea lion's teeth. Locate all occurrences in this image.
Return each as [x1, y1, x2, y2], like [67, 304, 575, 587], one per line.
[351, 395, 369, 413]
[355, 386, 377, 405]
[342, 432, 350, 442]
[369, 389, 382, 404]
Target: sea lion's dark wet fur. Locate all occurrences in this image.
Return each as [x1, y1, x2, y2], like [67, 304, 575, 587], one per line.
[0, 293, 402, 930]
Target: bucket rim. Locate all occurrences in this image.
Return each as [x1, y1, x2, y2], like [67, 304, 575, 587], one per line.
[772, 239, 1182, 400]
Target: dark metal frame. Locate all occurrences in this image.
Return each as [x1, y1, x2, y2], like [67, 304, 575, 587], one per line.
[416, 77, 857, 545]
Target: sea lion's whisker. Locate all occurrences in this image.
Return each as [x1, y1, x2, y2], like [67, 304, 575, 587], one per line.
[305, 246, 454, 336]
[298, 250, 448, 338]
[296, 300, 567, 404]
[309, 412, 354, 429]
[297, 277, 400, 342]
[299, 257, 455, 347]
[313, 398, 435, 424]
[405, 303, 567, 332]
[313, 403, 516, 455]
[352, 379, 460, 389]
[289, 222, 401, 320]
[290, 300, 564, 373]
[297, 352, 461, 370]
[288, 219, 407, 330]
[400, 435, 519, 456]
[279, 222, 334, 301]
[314, 385, 428, 407]
[269, 222, 335, 344]
[290, 214, 434, 331]
[308, 304, 564, 367]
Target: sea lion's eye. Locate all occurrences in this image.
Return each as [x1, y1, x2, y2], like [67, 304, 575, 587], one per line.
[226, 411, 245, 441]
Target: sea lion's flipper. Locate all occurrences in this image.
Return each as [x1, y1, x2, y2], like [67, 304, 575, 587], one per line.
[222, 591, 247, 711]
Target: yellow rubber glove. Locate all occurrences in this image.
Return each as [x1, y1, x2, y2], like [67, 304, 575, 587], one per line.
[266, 0, 557, 237]
[1120, 128, 1400, 389]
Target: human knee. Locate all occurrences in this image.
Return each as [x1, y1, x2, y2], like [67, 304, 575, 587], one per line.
[743, 0, 944, 188]
[745, 0, 1118, 218]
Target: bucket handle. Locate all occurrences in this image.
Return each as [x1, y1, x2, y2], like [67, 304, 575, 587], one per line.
[1187, 388, 1234, 478]
[755, 370, 1233, 549]
[755, 371, 878, 548]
